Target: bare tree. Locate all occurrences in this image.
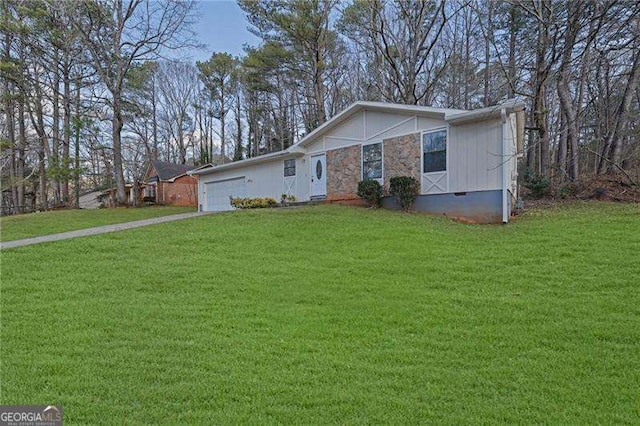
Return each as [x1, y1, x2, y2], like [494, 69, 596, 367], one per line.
[339, 0, 452, 105]
[67, 0, 196, 204]
[156, 61, 198, 164]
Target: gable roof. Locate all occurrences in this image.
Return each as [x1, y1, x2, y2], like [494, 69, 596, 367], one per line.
[294, 101, 466, 149]
[151, 161, 196, 181]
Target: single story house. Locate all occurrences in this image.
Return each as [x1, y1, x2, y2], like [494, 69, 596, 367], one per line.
[143, 160, 199, 207]
[190, 100, 525, 223]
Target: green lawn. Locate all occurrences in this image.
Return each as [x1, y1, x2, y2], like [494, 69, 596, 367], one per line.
[1, 202, 639, 423]
[0, 206, 195, 242]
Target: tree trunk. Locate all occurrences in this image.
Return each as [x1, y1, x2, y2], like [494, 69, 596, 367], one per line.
[16, 38, 26, 213]
[605, 47, 640, 172]
[152, 72, 159, 159]
[52, 45, 61, 204]
[314, 48, 327, 123]
[507, 3, 517, 98]
[532, 84, 548, 175]
[234, 91, 242, 160]
[220, 86, 226, 163]
[558, 78, 579, 180]
[533, 8, 550, 176]
[62, 57, 71, 204]
[112, 93, 127, 204]
[484, 0, 493, 106]
[3, 13, 17, 213]
[557, 1, 585, 181]
[557, 110, 567, 172]
[75, 76, 81, 208]
[17, 100, 26, 213]
[35, 91, 48, 210]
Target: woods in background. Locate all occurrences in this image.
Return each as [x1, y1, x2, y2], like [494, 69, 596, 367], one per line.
[1, 0, 639, 213]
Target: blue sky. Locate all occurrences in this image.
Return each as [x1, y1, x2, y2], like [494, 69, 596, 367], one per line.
[188, 0, 260, 61]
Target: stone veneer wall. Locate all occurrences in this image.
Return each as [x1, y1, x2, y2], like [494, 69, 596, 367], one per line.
[383, 132, 421, 192]
[326, 144, 361, 201]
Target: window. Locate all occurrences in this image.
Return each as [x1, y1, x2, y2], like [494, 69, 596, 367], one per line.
[362, 143, 382, 179]
[422, 130, 447, 173]
[144, 183, 156, 198]
[284, 159, 296, 177]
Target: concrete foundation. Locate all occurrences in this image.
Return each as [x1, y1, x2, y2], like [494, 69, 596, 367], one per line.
[381, 190, 503, 223]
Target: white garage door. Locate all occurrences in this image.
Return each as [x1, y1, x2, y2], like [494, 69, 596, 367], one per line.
[205, 177, 247, 211]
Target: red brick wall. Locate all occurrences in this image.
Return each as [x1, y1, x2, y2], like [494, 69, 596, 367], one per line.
[159, 175, 198, 207]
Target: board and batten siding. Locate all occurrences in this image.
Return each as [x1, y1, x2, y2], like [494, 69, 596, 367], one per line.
[305, 110, 450, 154]
[448, 118, 503, 193]
[303, 109, 512, 198]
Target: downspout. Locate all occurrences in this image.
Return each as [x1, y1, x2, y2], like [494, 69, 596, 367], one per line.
[501, 108, 509, 224]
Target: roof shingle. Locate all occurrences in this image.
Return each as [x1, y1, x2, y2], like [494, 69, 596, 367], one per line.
[150, 161, 196, 181]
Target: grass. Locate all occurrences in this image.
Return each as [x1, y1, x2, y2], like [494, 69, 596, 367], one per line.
[0, 206, 195, 242]
[1, 202, 639, 423]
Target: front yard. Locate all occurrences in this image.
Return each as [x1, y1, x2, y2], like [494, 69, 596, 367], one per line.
[1, 202, 639, 423]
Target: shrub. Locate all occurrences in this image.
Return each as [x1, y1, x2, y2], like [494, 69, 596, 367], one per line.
[357, 179, 383, 207]
[389, 176, 419, 212]
[557, 182, 578, 199]
[523, 169, 550, 198]
[592, 187, 608, 199]
[230, 197, 277, 209]
[280, 194, 296, 205]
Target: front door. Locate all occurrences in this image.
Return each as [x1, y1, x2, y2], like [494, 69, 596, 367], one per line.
[310, 154, 327, 197]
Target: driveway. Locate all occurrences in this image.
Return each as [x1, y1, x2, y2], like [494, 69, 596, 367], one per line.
[0, 212, 207, 250]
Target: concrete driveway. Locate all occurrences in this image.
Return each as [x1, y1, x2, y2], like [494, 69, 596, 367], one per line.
[1, 211, 207, 250]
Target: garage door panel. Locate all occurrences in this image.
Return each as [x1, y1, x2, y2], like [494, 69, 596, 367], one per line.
[205, 177, 247, 211]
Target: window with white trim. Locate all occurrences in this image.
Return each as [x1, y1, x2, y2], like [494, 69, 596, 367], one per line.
[422, 130, 447, 173]
[284, 159, 296, 177]
[362, 142, 382, 179]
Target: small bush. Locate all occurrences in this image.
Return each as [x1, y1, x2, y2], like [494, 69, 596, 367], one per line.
[557, 182, 578, 199]
[592, 187, 608, 200]
[523, 169, 550, 198]
[280, 194, 296, 205]
[357, 179, 383, 207]
[230, 197, 277, 209]
[389, 176, 419, 212]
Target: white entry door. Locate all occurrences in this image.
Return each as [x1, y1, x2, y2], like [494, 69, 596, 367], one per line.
[310, 154, 327, 197]
[205, 177, 246, 211]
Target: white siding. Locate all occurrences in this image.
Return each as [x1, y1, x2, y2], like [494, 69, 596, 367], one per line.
[198, 160, 292, 206]
[304, 136, 325, 154]
[305, 110, 449, 155]
[365, 111, 415, 139]
[297, 156, 310, 201]
[418, 116, 447, 131]
[448, 118, 503, 192]
[325, 137, 361, 151]
[366, 119, 417, 142]
[325, 111, 365, 139]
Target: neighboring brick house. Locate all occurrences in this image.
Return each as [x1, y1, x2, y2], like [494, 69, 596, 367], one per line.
[143, 161, 198, 207]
